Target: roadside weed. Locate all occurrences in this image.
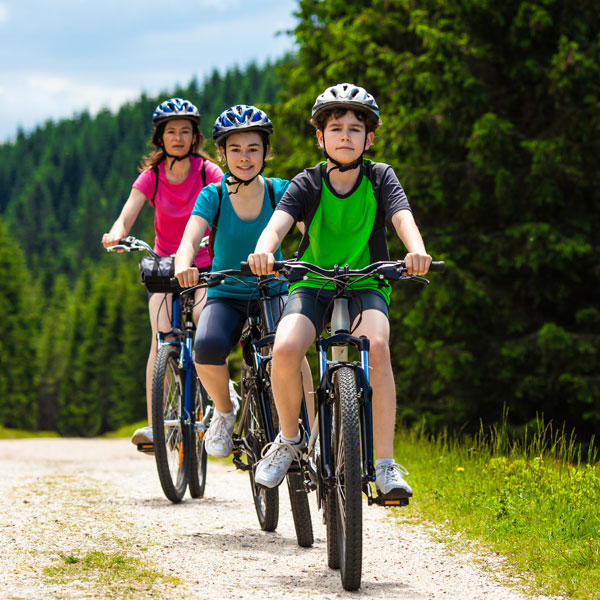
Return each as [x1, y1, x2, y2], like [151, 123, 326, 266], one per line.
[44, 550, 180, 597]
[398, 418, 600, 599]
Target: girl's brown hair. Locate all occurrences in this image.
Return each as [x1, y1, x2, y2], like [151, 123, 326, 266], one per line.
[138, 120, 213, 172]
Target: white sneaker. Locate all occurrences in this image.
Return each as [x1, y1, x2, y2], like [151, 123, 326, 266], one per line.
[131, 425, 153, 445]
[204, 409, 236, 458]
[254, 433, 305, 489]
[131, 425, 154, 455]
[375, 463, 413, 499]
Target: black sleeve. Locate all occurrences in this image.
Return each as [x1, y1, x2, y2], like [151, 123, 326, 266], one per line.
[374, 163, 412, 222]
[275, 167, 320, 223]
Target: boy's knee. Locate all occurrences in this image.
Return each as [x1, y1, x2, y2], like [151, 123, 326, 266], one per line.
[273, 339, 304, 367]
[369, 337, 391, 367]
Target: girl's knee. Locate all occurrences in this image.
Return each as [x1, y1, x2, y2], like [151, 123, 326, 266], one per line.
[193, 336, 229, 365]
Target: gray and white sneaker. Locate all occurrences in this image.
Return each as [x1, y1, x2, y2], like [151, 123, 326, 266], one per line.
[131, 425, 154, 455]
[375, 463, 413, 499]
[204, 409, 236, 458]
[254, 433, 305, 489]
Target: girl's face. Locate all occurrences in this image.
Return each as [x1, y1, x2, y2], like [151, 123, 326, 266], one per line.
[316, 111, 374, 166]
[162, 119, 195, 155]
[221, 131, 265, 181]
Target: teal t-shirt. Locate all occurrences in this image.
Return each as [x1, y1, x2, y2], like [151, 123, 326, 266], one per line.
[191, 174, 288, 299]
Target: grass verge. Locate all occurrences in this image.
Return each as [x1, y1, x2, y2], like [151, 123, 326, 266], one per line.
[44, 550, 180, 598]
[398, 418, 600, 600]
[0, 425, 59, 439]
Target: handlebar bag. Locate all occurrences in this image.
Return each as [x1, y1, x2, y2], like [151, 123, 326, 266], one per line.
[139, 255, 179, 293]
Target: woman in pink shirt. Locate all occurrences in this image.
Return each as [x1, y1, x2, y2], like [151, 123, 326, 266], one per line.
[102, 98, 223, 449]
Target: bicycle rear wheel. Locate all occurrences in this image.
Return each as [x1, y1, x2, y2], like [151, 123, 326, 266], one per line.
[287, 472, 314, 547]
[332, 366, 362, 590]
[242, 363, 279, 531]
[152, 344, 188, 503]
[188, 372, 209, 498]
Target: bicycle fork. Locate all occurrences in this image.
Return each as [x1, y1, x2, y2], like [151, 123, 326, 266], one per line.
[312, 298, 377, 502]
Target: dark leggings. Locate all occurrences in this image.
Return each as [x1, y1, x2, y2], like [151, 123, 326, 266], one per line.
[193, 295, 286, 365]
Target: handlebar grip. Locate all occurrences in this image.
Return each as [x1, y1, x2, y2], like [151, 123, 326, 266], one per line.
[429, 261, 445, 272]
[239, 261, 286, 275]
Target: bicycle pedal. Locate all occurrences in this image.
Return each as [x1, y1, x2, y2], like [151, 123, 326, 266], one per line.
[374, 495, 409, 507]
[137, 443, 154, 454]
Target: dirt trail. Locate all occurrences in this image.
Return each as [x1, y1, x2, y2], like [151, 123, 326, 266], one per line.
[0, 439, 556, 599]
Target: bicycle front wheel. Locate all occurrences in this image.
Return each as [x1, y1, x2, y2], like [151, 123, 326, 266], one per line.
[332, 366, 362, 590]
[152, 345, 188, 503]
[188, 372, 209, 498]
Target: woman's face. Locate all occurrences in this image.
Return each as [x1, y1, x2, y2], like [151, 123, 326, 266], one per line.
[161, 119, 195, 156]
[221, 131, 265, 181]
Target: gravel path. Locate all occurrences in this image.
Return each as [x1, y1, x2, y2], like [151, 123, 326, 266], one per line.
[0, 439, 558, 599]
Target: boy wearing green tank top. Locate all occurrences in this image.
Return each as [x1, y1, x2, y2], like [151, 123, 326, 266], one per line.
[248, 83, 432, 499]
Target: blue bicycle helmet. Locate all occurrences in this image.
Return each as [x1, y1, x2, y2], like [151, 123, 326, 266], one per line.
[312, 83, 379, 119]
[212, 105, 273, 145]
[152, 97, 201, 126]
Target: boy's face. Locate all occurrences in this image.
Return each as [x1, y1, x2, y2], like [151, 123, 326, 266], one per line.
[316, 110, 374, 166]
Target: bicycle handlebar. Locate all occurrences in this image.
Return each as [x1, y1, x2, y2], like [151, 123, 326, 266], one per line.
[105, 236, 156, 256]
[239, 259, 445, 283]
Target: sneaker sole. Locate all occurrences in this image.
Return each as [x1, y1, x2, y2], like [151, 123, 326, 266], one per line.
[376, 488, 413, 500]
[131, 434, 153, 445]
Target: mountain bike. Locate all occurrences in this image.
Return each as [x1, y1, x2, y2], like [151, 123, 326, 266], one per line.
[183, 269, 314, 547]
[269, 258, 444, 590]
[106, 237, 212, 503]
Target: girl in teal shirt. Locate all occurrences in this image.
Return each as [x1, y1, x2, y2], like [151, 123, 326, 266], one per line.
[175, 105, 310, 458]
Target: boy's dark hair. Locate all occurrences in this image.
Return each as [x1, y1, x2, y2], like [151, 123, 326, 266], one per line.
[310, 107, 382, 134]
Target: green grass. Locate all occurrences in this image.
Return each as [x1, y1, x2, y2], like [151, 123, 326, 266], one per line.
[0, 425, 59, 439]
[398, 418, 600, 599]
[103, 420, 148, 439]
[44, 550, 180, 597]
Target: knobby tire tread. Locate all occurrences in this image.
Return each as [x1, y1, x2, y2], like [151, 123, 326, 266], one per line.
[334, 366, 362, 590]
[152, 345, 188, 503]
[242, 362, 279, 531]
[287, 473, 314, 547]
[188, 373, 208, 498]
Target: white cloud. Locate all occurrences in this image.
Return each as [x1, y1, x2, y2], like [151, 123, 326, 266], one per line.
[0, 73, 140, 139]
[25, 74, 139, 113]
[0, 3, 8, 24]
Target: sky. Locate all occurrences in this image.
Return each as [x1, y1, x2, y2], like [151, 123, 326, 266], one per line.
[0, 0, 298, 143]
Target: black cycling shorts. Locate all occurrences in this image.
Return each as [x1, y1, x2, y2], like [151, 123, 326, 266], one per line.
[194, 295, 287, 365]
[281, 286, 389, 336]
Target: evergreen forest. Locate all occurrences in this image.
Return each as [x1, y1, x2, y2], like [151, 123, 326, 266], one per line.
[1, 0, 598, 441]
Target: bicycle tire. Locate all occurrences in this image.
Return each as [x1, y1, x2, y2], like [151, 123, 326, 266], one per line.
[152, 344, 188, 503]
[286, 473, 314, 547]
[324, 396, 340, 569]
[242, 362, 279, 531]
[333, 366, 362, 590]
[325, 486, 340, 569]
[188, 372, 209, 498]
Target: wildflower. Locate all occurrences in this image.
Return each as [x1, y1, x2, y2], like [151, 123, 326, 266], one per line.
[456, 467, 465, 472]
